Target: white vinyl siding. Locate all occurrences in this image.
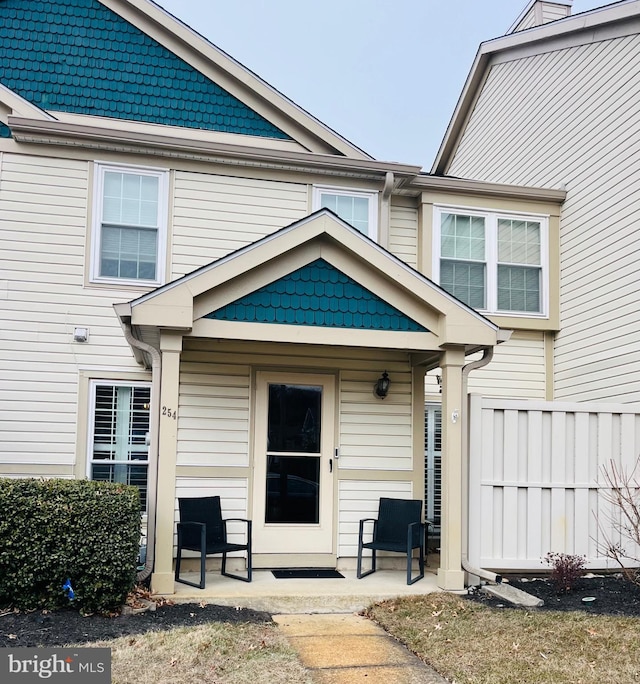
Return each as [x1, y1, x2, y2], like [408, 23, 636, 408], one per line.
[447, 33, 640, 401]
[91, 163, 168, 286]
[467, 331, 547, 399]
[389, 203, 418, 268]
[312, 185, 378, 240]
[0, 154, 147, 466]
[339, 364, 413, 471]
[177, 358, 251, 467]
[172, 172, 308, 277]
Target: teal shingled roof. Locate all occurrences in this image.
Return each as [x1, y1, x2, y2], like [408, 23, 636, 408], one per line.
[206, 259, 429, 332]
[0, 0, 290, 139]
[0, 123, 11, 138]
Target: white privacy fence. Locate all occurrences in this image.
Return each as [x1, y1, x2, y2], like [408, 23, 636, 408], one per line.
[468, 395, 640, 571]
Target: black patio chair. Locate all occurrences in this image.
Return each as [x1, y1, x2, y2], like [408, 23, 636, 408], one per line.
[356, 497, 425, 585]
[175, 495, 252, 588]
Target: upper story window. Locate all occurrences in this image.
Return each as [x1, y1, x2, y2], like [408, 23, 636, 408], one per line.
[91, 163, 168, 286]
[313, 186, 378, 240]
[433, 206, 548, 316]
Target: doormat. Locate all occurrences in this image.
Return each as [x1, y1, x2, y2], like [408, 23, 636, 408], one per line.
[271, 568, 345, 579]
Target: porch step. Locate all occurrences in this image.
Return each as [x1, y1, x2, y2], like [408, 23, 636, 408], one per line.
[481, 583, 544, 608]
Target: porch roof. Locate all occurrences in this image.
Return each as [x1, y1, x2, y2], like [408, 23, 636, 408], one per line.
[115, 209, 505, 364]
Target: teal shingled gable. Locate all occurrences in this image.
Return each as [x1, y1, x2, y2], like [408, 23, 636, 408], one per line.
[206, 259, 429, 332]
[0, 0, 290, 139]
[0, 122, 11, 138]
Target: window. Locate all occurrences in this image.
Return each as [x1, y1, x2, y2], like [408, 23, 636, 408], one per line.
[88, 382, 150, 510]
[313, 186, 378, 239]
[91, 164, 168, 285]
[433, 207, 547, 315]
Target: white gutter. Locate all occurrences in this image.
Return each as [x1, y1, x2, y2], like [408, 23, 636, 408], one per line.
[120, 321, 161, 584]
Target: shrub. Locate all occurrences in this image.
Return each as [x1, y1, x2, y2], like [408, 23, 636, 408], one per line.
[599, 457, 640, 589]
[0, 478, 141, 614]
[543, 552, 586, 592]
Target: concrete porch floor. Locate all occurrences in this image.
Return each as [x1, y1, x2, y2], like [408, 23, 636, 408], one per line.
[159, 567, 443, 614]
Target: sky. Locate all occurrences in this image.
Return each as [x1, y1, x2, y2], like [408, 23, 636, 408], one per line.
[154, 0, 611, 170]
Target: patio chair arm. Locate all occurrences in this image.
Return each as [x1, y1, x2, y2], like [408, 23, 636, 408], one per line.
[358, 517, 378, 541]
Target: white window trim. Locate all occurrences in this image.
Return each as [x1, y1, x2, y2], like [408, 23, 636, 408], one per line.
[312, 185, 379, 241]
[90, 162, 169, 287]
[86, 379, 151, 509]
[432, 204, 549, 317]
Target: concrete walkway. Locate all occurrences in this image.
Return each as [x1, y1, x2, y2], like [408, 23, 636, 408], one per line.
[274, 612, 449, 684]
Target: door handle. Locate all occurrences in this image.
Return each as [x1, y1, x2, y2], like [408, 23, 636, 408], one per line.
[329, 458, 333, 473]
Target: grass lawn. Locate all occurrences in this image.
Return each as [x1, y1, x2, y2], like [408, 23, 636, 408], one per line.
[365, 593, 640, 684]
[83, 621, 313, 684]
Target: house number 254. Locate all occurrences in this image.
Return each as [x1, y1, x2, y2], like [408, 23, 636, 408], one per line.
[162, 406, 177, 419]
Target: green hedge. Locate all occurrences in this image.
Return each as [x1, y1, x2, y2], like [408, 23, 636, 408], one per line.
[0, 478, 141, 614]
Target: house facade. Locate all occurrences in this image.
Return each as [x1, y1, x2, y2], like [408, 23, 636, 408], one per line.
[1, 0, 568, 592]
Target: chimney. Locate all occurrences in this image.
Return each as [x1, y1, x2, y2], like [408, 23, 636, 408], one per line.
[508, 1, 573, 34]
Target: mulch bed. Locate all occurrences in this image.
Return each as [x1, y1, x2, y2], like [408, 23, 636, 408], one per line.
[467, 573, 640, 616]
[0, 603, 272, 648]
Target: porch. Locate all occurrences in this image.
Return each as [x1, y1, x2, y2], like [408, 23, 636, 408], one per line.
[163, 565, 442, 613]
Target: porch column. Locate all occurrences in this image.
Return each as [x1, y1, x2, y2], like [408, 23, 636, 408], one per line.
[151, 333, 183, 594]
[437, 347, 465, 591]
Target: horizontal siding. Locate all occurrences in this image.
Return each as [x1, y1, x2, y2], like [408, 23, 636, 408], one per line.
[340, 361, 414, 470]
[468, 331, 546, 399]
[389, 204, 418, 268]
[171, 171, 309, 277]
[177, 358, 251, 467]
[0, 153, 146, 467]
[448, 34, 640, 402]
[338, 480, 413, 557]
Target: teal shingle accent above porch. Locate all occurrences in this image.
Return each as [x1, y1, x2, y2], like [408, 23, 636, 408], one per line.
[0, 0, 290, 139]
[206, 259, 429, 332]
[0, 122, 11, 138]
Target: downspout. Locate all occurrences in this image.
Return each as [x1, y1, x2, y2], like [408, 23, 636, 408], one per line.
[461, 347, 502, 585]
[121, 322, 161, 584]
[379, 171, 394, 248]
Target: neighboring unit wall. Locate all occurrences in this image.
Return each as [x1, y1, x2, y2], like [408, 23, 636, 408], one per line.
[0, 153, 144, 473]
[447, 33, 640, 402]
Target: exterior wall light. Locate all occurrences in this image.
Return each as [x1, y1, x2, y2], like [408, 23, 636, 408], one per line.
[373, 371, 390, 399]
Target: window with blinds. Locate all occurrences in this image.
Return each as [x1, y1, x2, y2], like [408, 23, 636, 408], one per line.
[424, 404, 442, 530]
[89, 382, 150, 510]
[434, 207, 547, 316]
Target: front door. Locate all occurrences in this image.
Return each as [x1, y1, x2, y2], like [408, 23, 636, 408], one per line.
[253, 372, 335, 558]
